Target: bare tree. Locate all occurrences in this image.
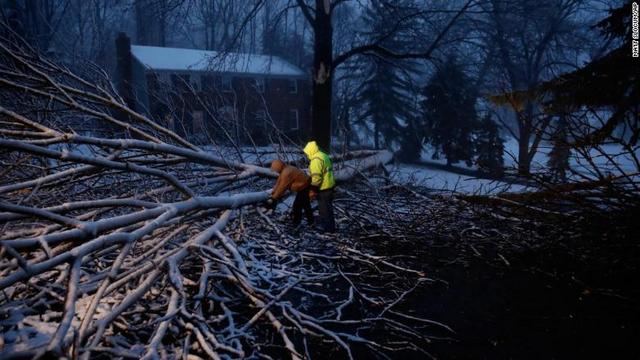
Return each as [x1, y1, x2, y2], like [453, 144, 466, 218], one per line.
[274, 0, 476, 151]
[1, 0, 70, 52]
[135, 0, 184, 46]
[482, 0, 593, 175]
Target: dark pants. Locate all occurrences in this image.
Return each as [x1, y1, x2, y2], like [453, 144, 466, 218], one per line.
[317, 188, 336, 232]
[292, 187, 314, 226]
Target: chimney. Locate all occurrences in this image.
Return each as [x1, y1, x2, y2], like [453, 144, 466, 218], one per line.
[116, 32, 136, 111]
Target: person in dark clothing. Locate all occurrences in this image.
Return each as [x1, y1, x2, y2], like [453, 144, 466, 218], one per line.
[267, 159, 314, 226]
[291, 187, 313, 226]
[315, 189, 335, 233]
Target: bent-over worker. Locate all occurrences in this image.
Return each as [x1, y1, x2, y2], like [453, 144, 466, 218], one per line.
[267, 159, 314, 227]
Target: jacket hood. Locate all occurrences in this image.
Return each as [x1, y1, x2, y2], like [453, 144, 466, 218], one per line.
[270, 159, 285, 173]
[303, 141, 319, 158]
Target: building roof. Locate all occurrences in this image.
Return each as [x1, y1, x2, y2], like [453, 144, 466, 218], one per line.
[131, 45, 305, 77]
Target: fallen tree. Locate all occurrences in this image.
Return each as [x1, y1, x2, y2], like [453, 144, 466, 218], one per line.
[0, 32, 439, 359]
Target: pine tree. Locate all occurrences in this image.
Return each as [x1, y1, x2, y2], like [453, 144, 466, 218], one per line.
[542, 3, 639, 144]
[397, 124, 423, 162]
[355, 0, 421, 150]
[475, 114, 505, 178]
[547, 116, 570, 182]
[422, 58, 477, 166]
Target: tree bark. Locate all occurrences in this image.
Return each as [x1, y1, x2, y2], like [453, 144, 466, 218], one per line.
[311, 0, 333, 152]
[517, 127, 531, 176]
[374, 117, 379, 150]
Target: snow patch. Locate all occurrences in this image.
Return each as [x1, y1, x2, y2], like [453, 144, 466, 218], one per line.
[389, 164, 528, 195]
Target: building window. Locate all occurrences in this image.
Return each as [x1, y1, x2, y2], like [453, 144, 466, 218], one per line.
[191, 74, 201, 91]
[192, 110, 205, 132]
[158, 71, 170, 84]
[221, 76, 232, 92]
[256, 109, 268, 130]
[171, 74, 190, 89]
[288, 79, 297, 94]
[288, 109, 299, 130]
[218, 106, 235, 122]
[163, 113, 174, 131]
[254, 78, 265, 93]
[202, 75, 215, 91]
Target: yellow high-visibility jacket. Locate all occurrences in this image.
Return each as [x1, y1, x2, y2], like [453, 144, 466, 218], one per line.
[303, 141, 335, 191]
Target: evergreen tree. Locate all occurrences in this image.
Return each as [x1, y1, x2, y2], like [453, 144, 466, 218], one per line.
[475, 114, 505, 178]
[542, 3, 639, 145]
[547, 116, 570, 182]
[422, 58, 477, 166]
[355, 0, 421, 150]
[397, 123, 423, 162]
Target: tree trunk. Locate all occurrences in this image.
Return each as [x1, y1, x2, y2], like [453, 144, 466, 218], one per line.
[6, 0, 23, 39]
[517, 129, 531, 176]
[311, 0, 333, 152]
[159, 3, 166, 47]
[374, 117, 379, 150]
[135, 0, 164, 46]
[517, 104, 536, 176]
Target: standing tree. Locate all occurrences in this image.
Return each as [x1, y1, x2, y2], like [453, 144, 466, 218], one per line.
[476, 114, 505, 178]
[546, 115, 570, 182]
[355, 0, 421, 150]
[262, 0, 311, 70]
[422, 57, 477, 166]
[135, 0, 183, 47]
[541, 2, 639, 146]
[482, 0, 587, 175]
[294, 0, 476, 151]
[0, 0, 69, 52]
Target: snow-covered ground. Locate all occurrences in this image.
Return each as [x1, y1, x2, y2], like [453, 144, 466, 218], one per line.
[388, 164, 528, 195]
[404, 138, 639, 194]
[502, 139, 639, 176]
[420, 138, 639, 176]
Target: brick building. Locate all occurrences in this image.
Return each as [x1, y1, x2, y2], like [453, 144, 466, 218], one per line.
[115, 33, 311, 145]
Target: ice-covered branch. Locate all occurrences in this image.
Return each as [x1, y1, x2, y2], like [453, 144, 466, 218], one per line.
[0, 35, 433, 359]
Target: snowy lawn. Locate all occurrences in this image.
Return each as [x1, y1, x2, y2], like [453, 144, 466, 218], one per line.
[417, 137, 639, 187]
[388, 163, 528, 195]
[502, 139, 639, 177]
[420, 138, 639, 177]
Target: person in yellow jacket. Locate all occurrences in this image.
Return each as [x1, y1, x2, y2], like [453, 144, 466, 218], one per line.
[303, 141, 336, 232]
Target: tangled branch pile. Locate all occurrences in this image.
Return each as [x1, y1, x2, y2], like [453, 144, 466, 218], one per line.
[0, 34, 446, 359]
